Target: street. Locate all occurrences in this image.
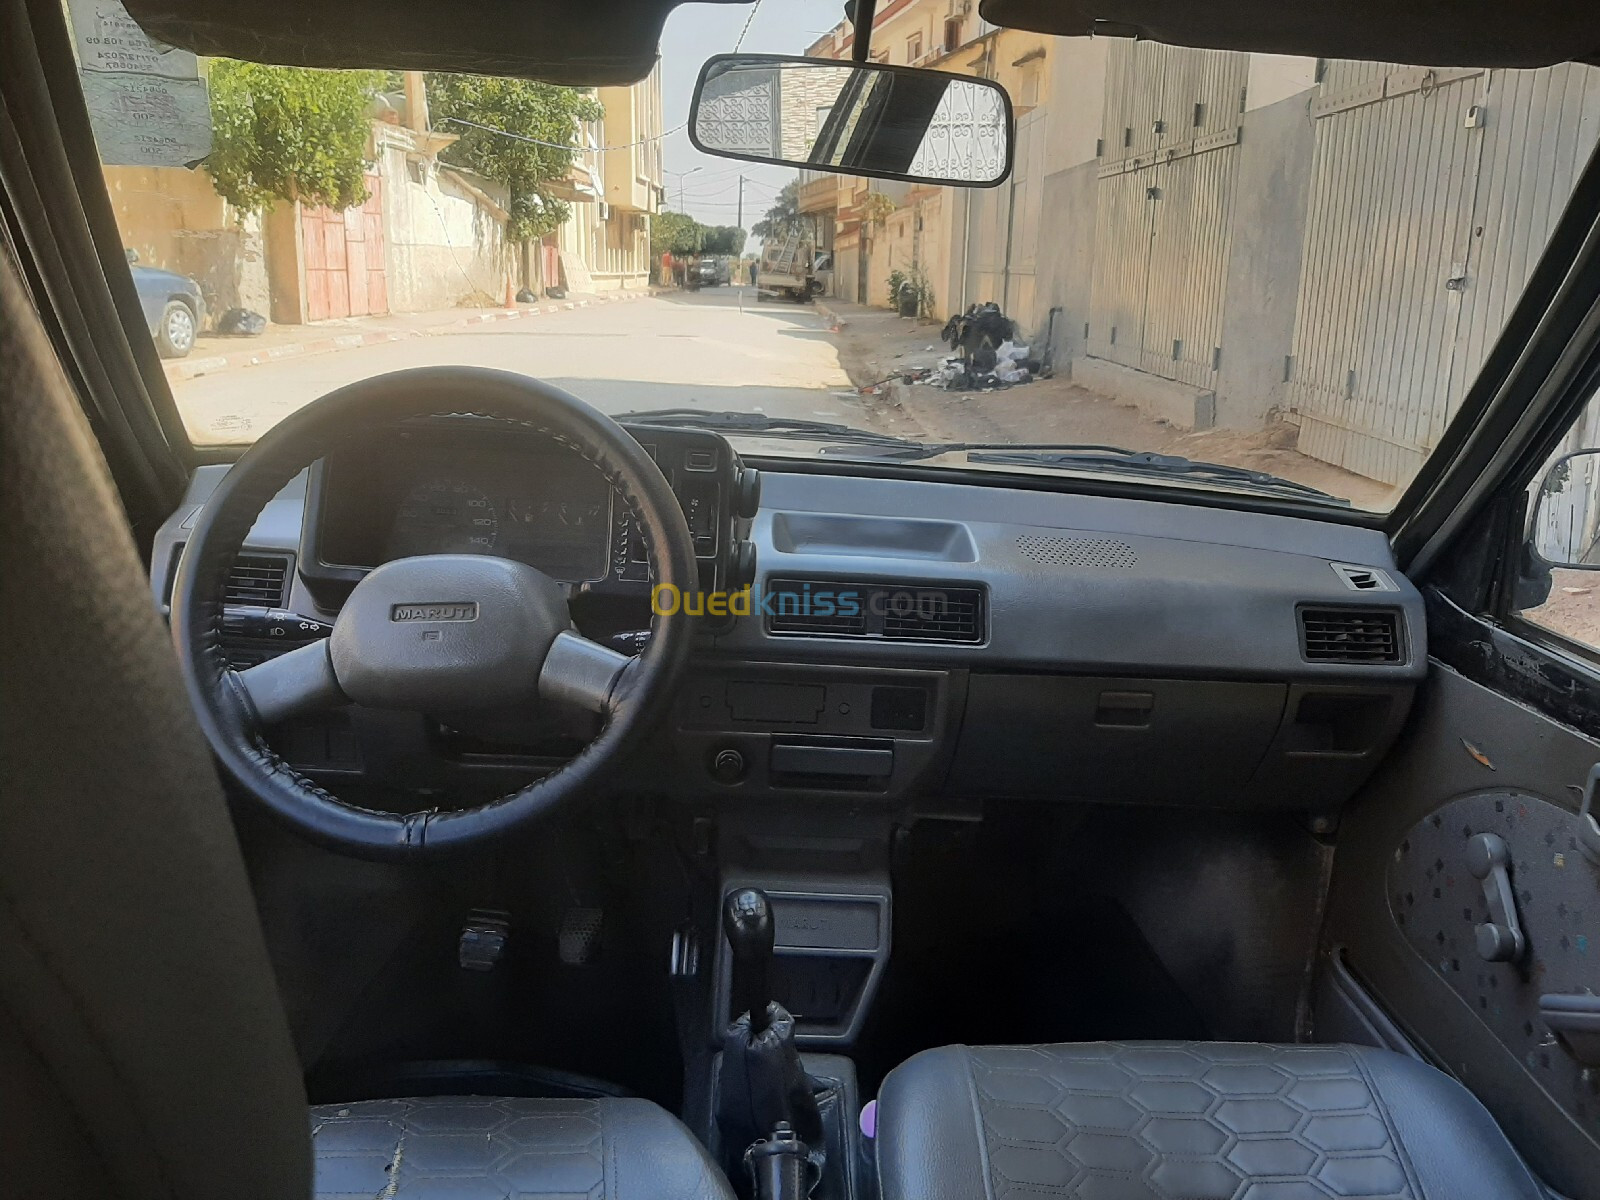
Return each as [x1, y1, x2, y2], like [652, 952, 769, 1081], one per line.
[172, 287, 859, 444]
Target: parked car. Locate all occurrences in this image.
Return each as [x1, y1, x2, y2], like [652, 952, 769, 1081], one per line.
[126, 249, 205, 358]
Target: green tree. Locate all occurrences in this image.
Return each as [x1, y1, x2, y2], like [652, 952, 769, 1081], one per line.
[651, 211, 707, 255]
[206, 61, 385, 211]
[702, 225, 746, 255]
[425, 74, 605, 241]
[751, 180, 807, 240]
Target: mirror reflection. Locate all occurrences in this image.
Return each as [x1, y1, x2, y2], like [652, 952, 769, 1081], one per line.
[1531, 449, 1600, 569]
[692, 54, 1012, 187]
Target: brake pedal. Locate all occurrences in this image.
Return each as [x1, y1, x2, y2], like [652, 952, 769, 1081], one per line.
[458, 909, 511, 972]
[558, 906, 604, 965]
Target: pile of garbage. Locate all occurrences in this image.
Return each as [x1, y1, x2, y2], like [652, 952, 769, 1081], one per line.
[926, 302, 1043, 390]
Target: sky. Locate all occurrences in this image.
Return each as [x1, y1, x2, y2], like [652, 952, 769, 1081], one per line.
[654, 0, 846, 244]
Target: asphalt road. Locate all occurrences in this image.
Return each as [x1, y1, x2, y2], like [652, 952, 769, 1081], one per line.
[172, 287, 859, 445]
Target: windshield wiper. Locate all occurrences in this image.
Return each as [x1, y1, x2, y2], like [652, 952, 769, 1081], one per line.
[616, 412, 1346, 505]
[616, 408, 928, 452]
[960, 447, 1348, 504]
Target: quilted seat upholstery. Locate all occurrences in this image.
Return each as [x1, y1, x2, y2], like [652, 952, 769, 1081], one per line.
[311, 1096, 732, 1199]
[875, 1041, 1544, 1200]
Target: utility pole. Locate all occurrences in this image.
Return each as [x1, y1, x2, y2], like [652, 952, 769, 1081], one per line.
[737, 175, 744, 231]
[664, 166, 702, 212]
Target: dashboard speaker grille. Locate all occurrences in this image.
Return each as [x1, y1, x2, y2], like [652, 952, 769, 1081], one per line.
[767, 579, 985, 644]
[1016, 534, 1136, 568]
[1299, 607, 1402, 663]
[224, 554, 290, 607]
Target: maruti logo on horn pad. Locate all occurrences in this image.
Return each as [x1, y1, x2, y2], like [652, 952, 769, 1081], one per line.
[391, 602, 479, 623]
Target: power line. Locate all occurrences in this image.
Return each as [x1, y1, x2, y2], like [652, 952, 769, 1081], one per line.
[733, 0, 765, 51]
[442, 115, 686, 153]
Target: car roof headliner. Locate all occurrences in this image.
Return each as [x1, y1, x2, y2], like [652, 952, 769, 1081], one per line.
[123, 0, 1598, 84]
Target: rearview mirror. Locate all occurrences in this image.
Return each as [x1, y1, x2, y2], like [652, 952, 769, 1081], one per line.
[1529, 449, 1600, 570]
[690, 53, 1012, 188]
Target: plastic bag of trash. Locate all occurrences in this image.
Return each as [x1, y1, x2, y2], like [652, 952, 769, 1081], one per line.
[996, 340, 1031, 362]
[216, 308, 266, 336]
[995, 360, 1031, 384]
[516, 287, 538, 304]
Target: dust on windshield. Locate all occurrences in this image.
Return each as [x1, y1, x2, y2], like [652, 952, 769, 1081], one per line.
[76, 0, 1600, 511]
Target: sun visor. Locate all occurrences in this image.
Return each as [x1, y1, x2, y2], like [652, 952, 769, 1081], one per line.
[121, 0, 752, 85]
[978, 0, 1600, 69]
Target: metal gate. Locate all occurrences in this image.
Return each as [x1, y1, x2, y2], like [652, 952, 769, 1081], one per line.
[299, 171, 388, 322]
[1286, 62, 1600, 484]
[1087, 43, 1247, 391]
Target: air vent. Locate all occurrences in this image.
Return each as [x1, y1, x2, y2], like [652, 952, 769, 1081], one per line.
[1330, 562, 1395, 591]
[1016, 534, 1136, 568]
[224, 554, 290, 607]
[1299, 607, 1402, 664]
[766, 579, 985, 644]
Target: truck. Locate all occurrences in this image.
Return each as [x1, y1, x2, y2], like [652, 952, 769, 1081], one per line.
[755, 227, 819, 303]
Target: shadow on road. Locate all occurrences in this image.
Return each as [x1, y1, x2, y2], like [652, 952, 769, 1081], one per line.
[649, 287, 825, 324]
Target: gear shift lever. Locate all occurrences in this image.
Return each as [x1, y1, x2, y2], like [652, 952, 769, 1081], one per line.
[723, 888, 775, 1035]
[716, 887, 823, 1188]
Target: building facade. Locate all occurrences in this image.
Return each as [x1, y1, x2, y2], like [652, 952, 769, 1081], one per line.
[555, 65, 664, 294]
[788, 4, 1600, 484]
[102, 68, 662, 326]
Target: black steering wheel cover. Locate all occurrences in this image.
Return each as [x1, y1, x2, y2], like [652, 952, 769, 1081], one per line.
[171, 367, 697, 859]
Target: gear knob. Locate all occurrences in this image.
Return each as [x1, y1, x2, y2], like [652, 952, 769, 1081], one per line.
[723, 888, 775, 1035]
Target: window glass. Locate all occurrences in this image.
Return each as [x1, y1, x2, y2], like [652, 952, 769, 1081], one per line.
[1516, 390, 1600, 650]
[72, 0, 1600, 513]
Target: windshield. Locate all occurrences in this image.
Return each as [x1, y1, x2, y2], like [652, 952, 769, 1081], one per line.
[78, 0, 1599, 512]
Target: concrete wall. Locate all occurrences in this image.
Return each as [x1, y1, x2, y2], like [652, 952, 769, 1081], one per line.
[376, 128, 511, 311]
[1212, 89, 1317, 428]
[104, 165, 270, 324]
[1031, 159, 1098, 364]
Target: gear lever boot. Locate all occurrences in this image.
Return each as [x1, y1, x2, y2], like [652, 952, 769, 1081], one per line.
[716, 890, 824, 1153]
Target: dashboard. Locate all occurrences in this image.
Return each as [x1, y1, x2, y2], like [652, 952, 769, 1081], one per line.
[152, 416, 1429, 818]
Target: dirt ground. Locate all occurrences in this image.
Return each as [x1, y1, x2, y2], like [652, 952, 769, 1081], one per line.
[1523, 568, 1600, 648]
[832, 306, 1398, 510]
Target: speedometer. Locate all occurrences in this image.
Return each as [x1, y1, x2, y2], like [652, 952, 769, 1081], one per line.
[388, 479, 499, 558]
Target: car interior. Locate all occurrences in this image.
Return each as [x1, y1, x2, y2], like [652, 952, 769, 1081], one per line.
[2, 1, 1599, 1199]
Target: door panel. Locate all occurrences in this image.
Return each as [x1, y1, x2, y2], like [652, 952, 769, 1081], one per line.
[1323, 660, 1599, 1197]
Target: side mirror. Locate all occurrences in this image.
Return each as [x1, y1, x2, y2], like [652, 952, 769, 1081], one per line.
[690, 53, 1012, 188]
[125, 248, 139, 265]
[1529, 448, 1600, 569]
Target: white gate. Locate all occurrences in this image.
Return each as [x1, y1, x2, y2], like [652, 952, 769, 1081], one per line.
[1086, 43, 1247, 392]
[1285, 62, 1600, 485]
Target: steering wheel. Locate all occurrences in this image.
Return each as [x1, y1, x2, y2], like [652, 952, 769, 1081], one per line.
[170, 367, 697, 859]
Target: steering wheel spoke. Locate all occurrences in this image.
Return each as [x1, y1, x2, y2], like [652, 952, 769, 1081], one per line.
[172, 366, 696, 858]
[539, 630, 633, 714]
[234, 640, 345, 725]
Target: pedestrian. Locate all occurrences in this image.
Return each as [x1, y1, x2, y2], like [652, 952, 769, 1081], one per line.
[748, 261, 757, 286]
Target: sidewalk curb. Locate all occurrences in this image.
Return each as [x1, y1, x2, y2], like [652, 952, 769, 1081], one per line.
[165, 290, 649, 383]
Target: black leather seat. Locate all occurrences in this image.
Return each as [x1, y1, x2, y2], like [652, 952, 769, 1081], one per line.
[876, 1041, 1544, 1200]
[0, 230, 731, 1200]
